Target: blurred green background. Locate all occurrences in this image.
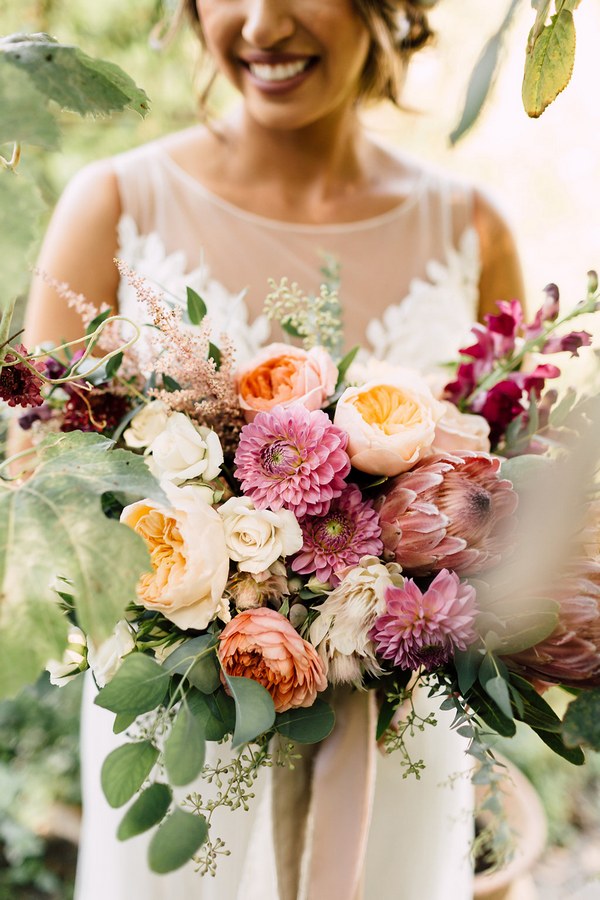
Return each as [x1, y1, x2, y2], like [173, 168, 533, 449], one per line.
[1, 0, 599, 897]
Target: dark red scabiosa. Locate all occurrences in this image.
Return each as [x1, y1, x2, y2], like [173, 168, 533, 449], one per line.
[61, 386, 130, 433]
[375, 451, 518, 577]
[0, 344, 46, 408]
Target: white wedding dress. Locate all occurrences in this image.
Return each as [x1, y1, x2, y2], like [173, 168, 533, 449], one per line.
[74, 138, 481, 900]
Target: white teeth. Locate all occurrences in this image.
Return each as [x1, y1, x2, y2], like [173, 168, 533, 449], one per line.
[248, 59, 310, 82]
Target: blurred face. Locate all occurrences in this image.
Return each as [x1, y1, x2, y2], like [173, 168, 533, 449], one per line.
[195, 0, 371, 131]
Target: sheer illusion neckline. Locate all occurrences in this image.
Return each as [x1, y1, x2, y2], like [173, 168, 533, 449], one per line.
[156, 146, 429, 234]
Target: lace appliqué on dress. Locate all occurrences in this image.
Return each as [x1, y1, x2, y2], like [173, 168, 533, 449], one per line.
[116, 214, 271, 366]
[364, 227, 481, 372]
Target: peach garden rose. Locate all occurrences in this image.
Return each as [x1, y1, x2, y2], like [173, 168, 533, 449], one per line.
[333, 369, 445, 476]
[218, 607, 327, 712]
[121, 484, 230, 630]
[236, 342, 337, 422]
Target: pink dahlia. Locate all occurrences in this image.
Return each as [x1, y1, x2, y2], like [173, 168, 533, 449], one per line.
[234, 406, 350, 518]
[371, 569, 478, 671]
[291, 484, 383, 585]
[504, 559, 600, 688]
[376, 451, 517, 577]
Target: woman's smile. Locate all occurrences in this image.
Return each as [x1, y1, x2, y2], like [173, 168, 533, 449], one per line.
[239, 52, 319, 94]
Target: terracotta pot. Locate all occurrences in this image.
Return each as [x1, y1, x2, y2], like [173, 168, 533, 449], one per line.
[473, 760, 546, 900]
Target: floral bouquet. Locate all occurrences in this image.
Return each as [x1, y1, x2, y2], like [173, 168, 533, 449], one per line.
[1, 265, 600, 877]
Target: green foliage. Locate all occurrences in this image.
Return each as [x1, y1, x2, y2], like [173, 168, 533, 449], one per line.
[186, 687, 235, 742]
[226, 675, 276, 748]
[0, 432, 164, 699]
[275, 699, 335, 744]
[148, 807, 208, 874]
[101, 740, 159, 808]
[0, 172, 45, 311]
[523, 0, 579, 118]
[164, 705, 206, 786]
[186, 287, 207, 326]
[562, 689, 600, 751]
[95, 654, 170, 716]
[0, 33, 149, 148]
[163, 635, 221, 694]
[117, 783, 172, 841]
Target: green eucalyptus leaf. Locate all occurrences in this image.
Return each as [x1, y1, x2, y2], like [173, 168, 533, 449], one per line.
[95, 654, 170, 716]
[186, 287, 207, 325]
[467, 682, 516, 738]
[482, 674, 514, 720]
[208, 342, 221, 369]
[0, 33, 149, 121]
[226, 675, 276, 748]
[163, 635, 221, 694]
[375, 695, 397, 742]
[450, 0, 520, 144]
[117, 783, 172, 841]
[162, 374, 181, 392]
[113, 711, 137, 735]
[105, 351, 124, 380]
[537, 727, 585, 765]
[562, 689, 600, 751]
[453, 648, 482, 695]
[164, 705, 206, 786]
[148, 808, 208, 874]
[187, 688, 235, 741]
[509, 673, 561, 733]
[275, 699, 335, 744]
[0, 432, 165, 699]
[335, 345, 360, 388]
[101, 740, 159, 808]
[522, 9, 576, 118]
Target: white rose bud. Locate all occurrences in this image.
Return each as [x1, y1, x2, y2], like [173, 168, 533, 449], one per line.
[88, 620, 136, 688]
[147, 412, 224, 485]
[218, 497, 303, 574]
[46, 626, 88, 687]
[123, 400, 170, 449]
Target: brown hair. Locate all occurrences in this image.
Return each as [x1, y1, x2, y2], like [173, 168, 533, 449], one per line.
[182, 0, 433, 106]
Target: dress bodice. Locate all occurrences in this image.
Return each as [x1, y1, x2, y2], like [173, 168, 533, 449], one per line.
[113, 140, 481, 369]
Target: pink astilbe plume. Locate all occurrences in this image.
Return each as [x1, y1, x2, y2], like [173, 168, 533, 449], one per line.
[234, 405, 350, 518]
[371, 569, 478, 671]
[292, 484, 383, 585]
[116, 260, 244, 453]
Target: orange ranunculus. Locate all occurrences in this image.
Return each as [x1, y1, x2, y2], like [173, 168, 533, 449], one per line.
[218, 607, 327, 712]
[236, 343, 337, 422]
[333, 369, 444, 476]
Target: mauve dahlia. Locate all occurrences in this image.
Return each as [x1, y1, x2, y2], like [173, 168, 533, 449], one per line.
[291, 484, 383, 585]
[376, 452, 517, 577]
[234, 406, 350, 518]
[371, 569, 478, 671]
[504, 560, 600, 688]
[0, 344, 45, 408]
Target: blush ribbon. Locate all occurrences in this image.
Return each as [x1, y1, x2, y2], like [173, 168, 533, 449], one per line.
[271, 688, 377, 900]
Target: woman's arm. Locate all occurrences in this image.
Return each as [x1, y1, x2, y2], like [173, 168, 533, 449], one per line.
[473, 188, 525, 323]
[24, 160, 122, 350]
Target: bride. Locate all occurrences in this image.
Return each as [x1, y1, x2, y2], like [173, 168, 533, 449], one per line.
[25, 0, 524, 897]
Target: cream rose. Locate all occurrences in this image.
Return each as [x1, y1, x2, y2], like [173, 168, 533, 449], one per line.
[236, 342, 338, 422]
[88, 620, 135, 688]
[333, 369, 444, 476]
[123, 400, 169, 449]
[432, 401, 491, 454]
[218, 496, 302, 574]
[121, 483, 230, 630]
[147, 412, 223, 485]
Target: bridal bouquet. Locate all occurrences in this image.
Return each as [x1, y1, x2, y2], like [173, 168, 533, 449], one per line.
[2, 266, 600, 875]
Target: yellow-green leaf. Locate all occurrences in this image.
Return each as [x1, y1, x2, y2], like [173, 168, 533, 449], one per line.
[522, 10, 576, 118]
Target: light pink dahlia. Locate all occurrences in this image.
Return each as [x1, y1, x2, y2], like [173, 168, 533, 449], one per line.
[234, 406, 350, 518]
[504, 559, 600, 688]
[375, 451, 518, 577]
[291, 484, 383, 585]
[371, 569, 478, 671]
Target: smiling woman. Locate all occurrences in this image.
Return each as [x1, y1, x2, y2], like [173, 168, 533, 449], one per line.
[21, 0, 526, 898]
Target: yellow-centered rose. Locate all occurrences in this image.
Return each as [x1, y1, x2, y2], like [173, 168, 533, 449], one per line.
[334, 371, 444, 476]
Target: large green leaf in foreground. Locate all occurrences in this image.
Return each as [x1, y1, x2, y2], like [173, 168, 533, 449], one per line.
[0, 432, 164, 698]
[0, 172, 45, 312]
[0, 33, 149, 147]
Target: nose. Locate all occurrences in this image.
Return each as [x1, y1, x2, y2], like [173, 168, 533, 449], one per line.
[241, 0, 295, 48]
